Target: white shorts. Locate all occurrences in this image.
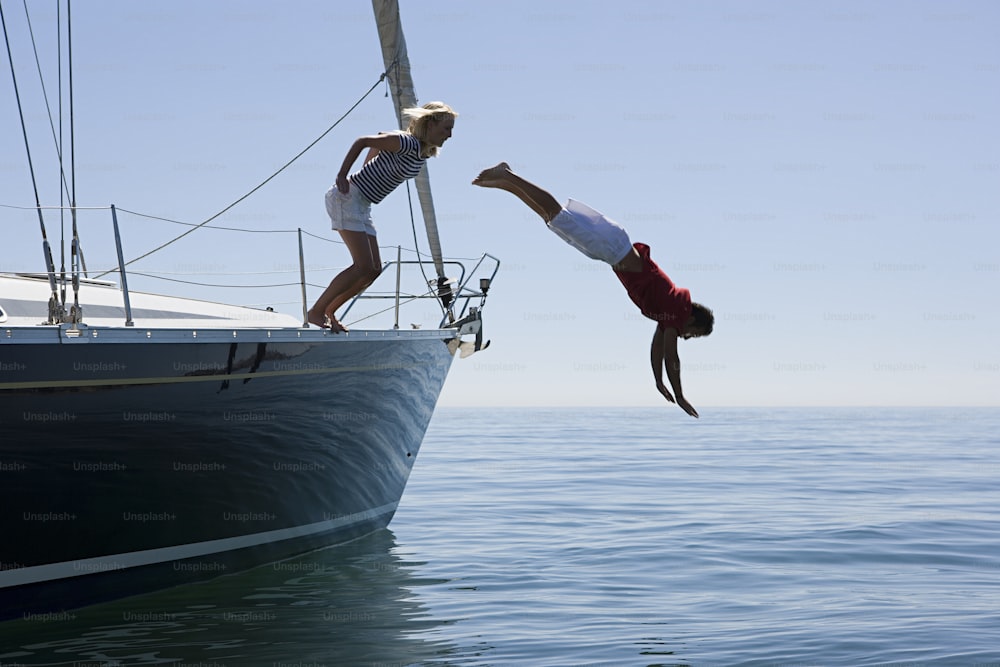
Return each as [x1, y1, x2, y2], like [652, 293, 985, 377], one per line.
[547, 199, 633, 265]
[326, 185, 376, 236]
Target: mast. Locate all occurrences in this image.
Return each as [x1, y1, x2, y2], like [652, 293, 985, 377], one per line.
[371, 0, 447, 284]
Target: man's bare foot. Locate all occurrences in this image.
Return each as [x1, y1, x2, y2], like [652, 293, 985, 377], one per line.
[472, 162, 511, 188]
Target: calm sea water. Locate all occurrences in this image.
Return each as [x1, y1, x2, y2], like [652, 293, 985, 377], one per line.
[2, 407, 999, 666]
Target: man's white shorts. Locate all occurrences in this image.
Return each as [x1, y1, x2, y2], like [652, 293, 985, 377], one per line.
[547, 199, 633, 265]
[326, 185, 376, 236]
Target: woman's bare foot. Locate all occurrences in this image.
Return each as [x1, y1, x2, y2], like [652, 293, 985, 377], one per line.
[306, 309, 327, 328]
[324, 313, 348, 333]
[307, 308, 348, 332]
[472, 162, 512, 188]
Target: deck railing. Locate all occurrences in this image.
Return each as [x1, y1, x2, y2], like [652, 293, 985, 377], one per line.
[22, 204, 499, 331]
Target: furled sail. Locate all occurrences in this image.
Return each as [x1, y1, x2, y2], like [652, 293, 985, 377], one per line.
[371, 0, 447, 286]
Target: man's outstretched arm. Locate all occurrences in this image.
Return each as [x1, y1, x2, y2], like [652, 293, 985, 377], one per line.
[650, 326, 674, 405]
[651, 326, 699, 418]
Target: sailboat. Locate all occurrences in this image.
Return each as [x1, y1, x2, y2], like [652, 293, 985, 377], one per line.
[0, 0, 495, 619]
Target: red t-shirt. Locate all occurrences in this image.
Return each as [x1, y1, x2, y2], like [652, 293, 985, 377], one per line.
[613, 243, 691, 332]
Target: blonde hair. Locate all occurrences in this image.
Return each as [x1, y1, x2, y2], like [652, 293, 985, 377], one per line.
[402, 101, 457, 158]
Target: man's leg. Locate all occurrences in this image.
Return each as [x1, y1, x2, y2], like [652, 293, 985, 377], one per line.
[472, 162, 562, 222]
[475, 162, 636, 267]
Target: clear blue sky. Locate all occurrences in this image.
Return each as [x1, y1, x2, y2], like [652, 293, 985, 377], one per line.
[3, 1, 998, 408]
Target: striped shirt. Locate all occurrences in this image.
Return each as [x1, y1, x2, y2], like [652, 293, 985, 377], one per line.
[349, 132, 425, 205]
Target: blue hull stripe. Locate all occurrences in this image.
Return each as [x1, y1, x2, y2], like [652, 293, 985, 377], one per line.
[0, 502, 397, 589]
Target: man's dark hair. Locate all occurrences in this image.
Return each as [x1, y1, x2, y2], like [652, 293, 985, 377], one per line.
[690, 303, 714, 336]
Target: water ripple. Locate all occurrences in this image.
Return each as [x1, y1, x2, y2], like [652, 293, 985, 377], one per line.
[1, 407, 998, 665]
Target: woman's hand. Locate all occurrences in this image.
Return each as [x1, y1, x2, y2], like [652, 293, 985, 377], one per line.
[336, 173, 350, 194]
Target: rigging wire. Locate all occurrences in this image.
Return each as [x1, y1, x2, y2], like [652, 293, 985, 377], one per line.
[20, 0, 71, 208]
[1, 0, 60, 306]
[404, 178, 441, 316]
[97, 72, 388, 276]
[20, 0, 73, 302]
[57, 0, 65, 302]
[67, 0, 83, 275]
[66, 0, 87, 328]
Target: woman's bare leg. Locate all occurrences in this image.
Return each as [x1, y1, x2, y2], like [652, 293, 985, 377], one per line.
[472, 162, 563, 222]
[308, 231, 382, 332]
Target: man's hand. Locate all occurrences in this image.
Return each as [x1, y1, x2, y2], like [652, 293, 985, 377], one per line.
[651, 326, 698, 418]
[676, 396, 699, 418]
[656, 381, 675, 404]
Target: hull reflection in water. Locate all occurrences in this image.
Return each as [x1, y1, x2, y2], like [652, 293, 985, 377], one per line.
[0, 530, 459, 664]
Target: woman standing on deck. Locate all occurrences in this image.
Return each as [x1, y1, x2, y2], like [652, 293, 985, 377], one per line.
[308, 102, 457, 332]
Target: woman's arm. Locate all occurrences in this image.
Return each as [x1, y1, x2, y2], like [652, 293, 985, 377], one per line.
[336, 133, 404, 193]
